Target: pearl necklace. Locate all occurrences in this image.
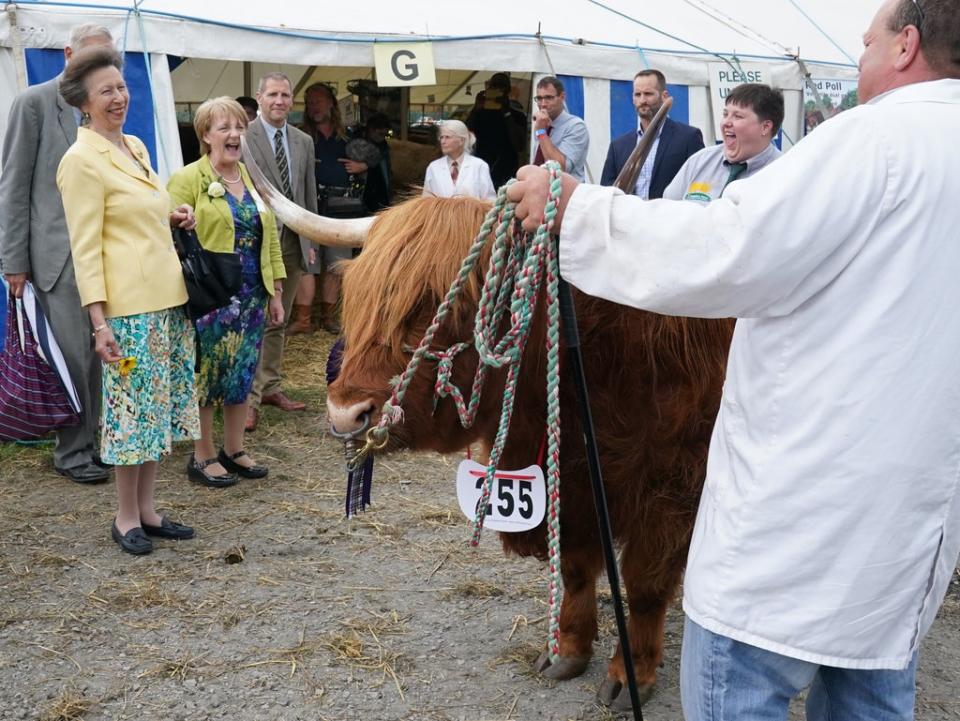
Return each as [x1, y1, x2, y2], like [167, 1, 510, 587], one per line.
[212, 162, 241, 184]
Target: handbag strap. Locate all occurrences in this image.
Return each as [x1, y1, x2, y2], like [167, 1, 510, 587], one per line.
[4, 294, 19, 352]
[172, 227, 203, 258]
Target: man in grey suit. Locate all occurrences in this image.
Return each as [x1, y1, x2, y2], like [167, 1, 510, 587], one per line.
[243, 72, 319, 431]
[0, 24, 114, 483]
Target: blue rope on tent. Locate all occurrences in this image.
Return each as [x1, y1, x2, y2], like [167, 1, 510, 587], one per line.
[786, 0, 857, 65]
[636, 46, 650, 69]
[588, 0, 720, 59]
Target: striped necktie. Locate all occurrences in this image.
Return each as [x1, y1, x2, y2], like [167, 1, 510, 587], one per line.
[274, 128, 293, 198]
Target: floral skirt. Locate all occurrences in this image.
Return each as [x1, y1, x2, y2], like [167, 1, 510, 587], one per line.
[100, 307, 200, 465]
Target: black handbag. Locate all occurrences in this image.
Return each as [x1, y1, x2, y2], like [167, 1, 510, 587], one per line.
[319, 185, 367, 218]
[171, 227, 242, 319]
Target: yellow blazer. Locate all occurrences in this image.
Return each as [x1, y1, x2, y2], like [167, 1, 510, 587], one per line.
[166, 155, 285, 296]
[57, 127, 187, 318]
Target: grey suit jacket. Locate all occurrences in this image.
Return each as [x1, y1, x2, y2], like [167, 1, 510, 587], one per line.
[243, 118, 318, 265]
[0, 75, 79, 292]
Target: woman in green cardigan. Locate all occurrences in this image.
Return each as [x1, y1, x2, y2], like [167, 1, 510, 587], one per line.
[167, 97, 285, 487]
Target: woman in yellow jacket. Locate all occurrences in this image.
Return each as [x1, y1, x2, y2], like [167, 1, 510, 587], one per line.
[56, 47, 199, 555]
[167, 97, 285, 487]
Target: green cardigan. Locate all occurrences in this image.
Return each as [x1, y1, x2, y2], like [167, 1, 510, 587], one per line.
[167, 155, 286, 296]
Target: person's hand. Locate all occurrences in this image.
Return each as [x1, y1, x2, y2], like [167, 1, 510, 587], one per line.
[3, 273, 28, 298]
[533, 112, 550, 132]
[308, 247, 317, 266]
[339, 158, 368, 174]
[506, 165, 579, 234]
[268, 294, 285, 327]
[170, 204, 196, 230]
[93, 325, 123, 364]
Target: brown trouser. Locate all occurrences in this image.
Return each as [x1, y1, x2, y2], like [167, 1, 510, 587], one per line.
[247, 228, 304, 408]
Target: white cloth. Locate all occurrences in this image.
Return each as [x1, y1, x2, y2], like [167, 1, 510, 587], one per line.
[558, 79, 960, 670]
[422, 153, 496, 200]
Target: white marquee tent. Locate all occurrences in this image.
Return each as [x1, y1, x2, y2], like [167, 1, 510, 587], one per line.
[0, 0, 869, 180]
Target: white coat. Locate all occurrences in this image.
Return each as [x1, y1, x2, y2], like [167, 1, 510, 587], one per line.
[558, 79, 960, 670]
[422, 153, 496, 200]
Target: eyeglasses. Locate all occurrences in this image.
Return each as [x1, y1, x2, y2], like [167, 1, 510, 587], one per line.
[534, 94, 558, 103]
[910, 0, 924, 35]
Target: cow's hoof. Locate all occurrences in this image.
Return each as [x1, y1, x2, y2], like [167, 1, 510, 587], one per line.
[533, 649, 590, 680]
[597, 677, 655, 711]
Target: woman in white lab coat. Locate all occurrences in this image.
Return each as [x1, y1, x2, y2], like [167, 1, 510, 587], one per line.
[422, 120, 496, 200]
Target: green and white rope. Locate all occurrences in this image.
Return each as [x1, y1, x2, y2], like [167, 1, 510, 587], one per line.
[370, 162, 565, 661]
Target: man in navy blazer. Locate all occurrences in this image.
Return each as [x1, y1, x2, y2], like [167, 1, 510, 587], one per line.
[601, 70, 704, 199]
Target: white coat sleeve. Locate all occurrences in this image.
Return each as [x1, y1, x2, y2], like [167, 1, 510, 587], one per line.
[478, 160, 497, 199]
[559, 108, 894, 319]
[422, 161, 438, 197]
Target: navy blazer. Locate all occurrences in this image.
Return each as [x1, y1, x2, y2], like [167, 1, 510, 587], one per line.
[600, 117, 704, 199]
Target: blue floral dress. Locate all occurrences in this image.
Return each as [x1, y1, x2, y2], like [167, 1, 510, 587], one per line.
[193, 189, 268, 406]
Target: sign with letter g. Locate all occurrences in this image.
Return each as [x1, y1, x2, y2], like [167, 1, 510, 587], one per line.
[374, 42, 437, 87]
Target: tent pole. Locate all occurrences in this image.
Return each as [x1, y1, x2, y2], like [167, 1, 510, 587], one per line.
[293, 66, 319, 97]
[6, 6, 29, 92]
[243, 61, 252, 96]
[400, 87, 410, 141]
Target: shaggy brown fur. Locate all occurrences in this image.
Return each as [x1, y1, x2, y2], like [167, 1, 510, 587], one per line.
[330, 195, 734, 710]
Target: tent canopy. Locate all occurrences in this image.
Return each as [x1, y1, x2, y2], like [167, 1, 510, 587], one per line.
[4, 0, 867, 77]
[1, 1, 871, 179]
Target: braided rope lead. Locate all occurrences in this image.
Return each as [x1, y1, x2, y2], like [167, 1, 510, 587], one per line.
[373, 163, 565, 662]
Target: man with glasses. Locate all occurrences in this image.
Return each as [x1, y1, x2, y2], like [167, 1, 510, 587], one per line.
[509, 0, 960, 718]
[532, 76, 589, 182]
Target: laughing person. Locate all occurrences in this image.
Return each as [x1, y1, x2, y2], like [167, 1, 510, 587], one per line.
[56, 46, 199, 555]
[167, 97, 285, 487]
[663, 83, 783, 204]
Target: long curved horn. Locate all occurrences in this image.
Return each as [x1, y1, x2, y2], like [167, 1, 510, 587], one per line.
[614, 96, 673, 194]
[241, 135, 372, 247]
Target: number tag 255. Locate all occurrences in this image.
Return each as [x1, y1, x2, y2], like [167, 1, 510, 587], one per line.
[455, 459, 547, 532]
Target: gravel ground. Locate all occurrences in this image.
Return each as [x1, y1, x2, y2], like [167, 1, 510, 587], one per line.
[1, 334, 957, 721]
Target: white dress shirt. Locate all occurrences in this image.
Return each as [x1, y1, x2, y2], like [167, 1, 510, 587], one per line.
[260, 116, 290, 164]
[633, 120, 663, 199]
[558, 80, 960, 670]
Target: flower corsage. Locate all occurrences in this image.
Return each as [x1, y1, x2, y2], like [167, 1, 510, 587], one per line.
[207, 180, 226, 198]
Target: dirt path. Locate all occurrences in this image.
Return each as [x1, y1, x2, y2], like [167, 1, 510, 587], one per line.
[1, 336, 958, 721]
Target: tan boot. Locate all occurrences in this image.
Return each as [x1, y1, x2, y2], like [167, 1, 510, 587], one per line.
[319, 302, 342, 335]
[285, 303, 314, 335]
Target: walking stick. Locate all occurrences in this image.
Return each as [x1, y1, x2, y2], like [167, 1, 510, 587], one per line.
[614, 96, 672, 193]
[547, 89, 673, 721]
[558, 275, 643, 721]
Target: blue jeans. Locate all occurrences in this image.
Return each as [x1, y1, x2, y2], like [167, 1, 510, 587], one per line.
[680, 617, 918, 721]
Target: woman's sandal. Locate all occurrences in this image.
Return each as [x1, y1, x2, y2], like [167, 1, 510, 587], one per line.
[187, 454, 238, 488]
[218, 448, 269, 479]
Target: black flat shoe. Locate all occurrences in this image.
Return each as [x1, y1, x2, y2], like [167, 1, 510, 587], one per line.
[56, 461, 109, 484]
[141, 516, 195, 540]
[111, 522, 153, 555]
[218, 448, 269, 479]
[187, 454, 238, 488]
